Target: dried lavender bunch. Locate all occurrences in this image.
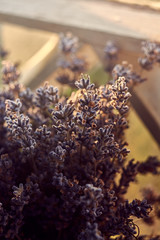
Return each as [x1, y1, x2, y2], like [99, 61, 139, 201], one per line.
[0, 62, 159, 240]
[56, 33, 87, 87]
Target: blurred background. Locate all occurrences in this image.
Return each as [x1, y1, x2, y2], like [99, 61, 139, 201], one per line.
[0, 0, 160, 235]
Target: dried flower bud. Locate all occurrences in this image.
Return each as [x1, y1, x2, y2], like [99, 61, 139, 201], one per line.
[59, 32, 79, 54]
[2, 61, 20, 84]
